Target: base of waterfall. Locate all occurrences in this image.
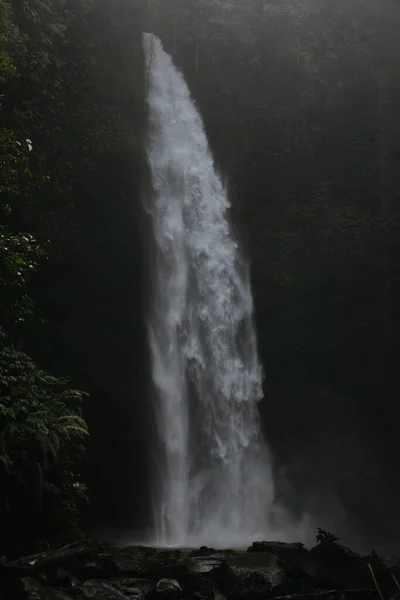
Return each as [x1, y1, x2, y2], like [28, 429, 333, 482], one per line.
[1, 538, 397, 600]
[143, 524, 312, 552]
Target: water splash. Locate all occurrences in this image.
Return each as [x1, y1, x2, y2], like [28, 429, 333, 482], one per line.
[143, 32, 275, 547]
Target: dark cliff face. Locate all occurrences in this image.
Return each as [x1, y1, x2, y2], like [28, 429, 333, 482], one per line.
[143, 0, 400, 550]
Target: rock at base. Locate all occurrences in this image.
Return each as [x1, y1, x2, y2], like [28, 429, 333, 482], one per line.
[21, 576, 73, 600]
[82, 577, 155, 600]
[155, 578, 182, 597]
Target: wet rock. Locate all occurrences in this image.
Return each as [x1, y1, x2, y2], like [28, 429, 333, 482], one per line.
[109, 577, 156, 599]
[1, 541, 396, 600]
[156, 551, 183, 560]
[247, 541, 272, 553]
[80, 577, 155, 600]
[228, 550, 281, 579]
[100, 547, 156, 579]
[145, 555, 190, 581]
[186, 588, 227, 600]
[34, 567, 80, 596]
[21, 577, 73, 600]
[67, 574, 81, 597]
[226, 553, 277, 600]
[227, 546, 318, 600]
[0, 557, 34, 581]
[188, 590, 219, 600]
[270, 591, 377, 599]
[187, 557, 226, 576]
[154, 578, 182, 598]
[21, 542, 93, 573]
[78, 560, 107, 580]
[7, 542, 93, 588]
[212, 590, 227, 600]
[189, 548, 217, 557]
[179, 572, 216, 599]
[81, 579, 130, 600]
[54, 568, 72, 586]
[191, 560, 238, 598]
[306, 543, 370, 589]
[247, 541, 306, 560]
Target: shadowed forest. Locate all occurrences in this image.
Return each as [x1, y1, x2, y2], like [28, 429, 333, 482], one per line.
[1, 0, 400, 556]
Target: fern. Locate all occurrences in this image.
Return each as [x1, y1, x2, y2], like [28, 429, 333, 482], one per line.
[0, 328, 89, 537]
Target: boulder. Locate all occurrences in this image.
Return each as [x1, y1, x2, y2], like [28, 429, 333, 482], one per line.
[212, 590, 227, 600]
[187, 588, 226, 600]
[247, 542, 306, 560]
[77, 560, 109, 580]
[189, 547, 217, 557]
[154, 578, 182, 598]
[100, 546, 186, 582]
[109, 577, 156, 599]
[226, 552, 277, 600]
[98, 547, 156, 579]
[179, 572, 216, 599]
[144, 555, 190, 581]
[19, 542, 93, 573]
[190, 558, 237, 594]
[81, 579, 130, 600]
[80, 577, 156, 600]
[187, 557, 226, 576]
[0, 557, 34, 581]
[20, 577, 73, 600]
[269, 591, 377, 599]
[227, 545, 316, 599]
[306, 543, 370, 589]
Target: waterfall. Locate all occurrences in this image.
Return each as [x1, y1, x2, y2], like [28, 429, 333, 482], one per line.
[143, 33, 275, 548]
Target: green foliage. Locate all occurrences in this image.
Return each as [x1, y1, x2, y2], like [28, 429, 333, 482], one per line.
[0, 128, 44, 322]
[0, 0, 17, 80]
[0, 327, 88, 535]
[0, 4, 44, 323]
[0, 0, 146, 542]
[0, 0, 90, 544]
[0, 226, 44, 321]
[0, 34, 16, 83]
[0, 129, 28, 196]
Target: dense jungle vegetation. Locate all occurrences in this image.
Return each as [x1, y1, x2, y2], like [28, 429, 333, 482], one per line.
[0, 0, 146, 547]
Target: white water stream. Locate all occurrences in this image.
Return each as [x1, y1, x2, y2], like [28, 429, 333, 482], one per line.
[144, 32, 276, 547]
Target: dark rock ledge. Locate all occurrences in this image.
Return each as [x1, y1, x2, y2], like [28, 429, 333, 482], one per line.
[1, 540, 399, 600]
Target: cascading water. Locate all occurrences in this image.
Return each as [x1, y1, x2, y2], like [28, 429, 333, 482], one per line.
[144, 33, 275, 547]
